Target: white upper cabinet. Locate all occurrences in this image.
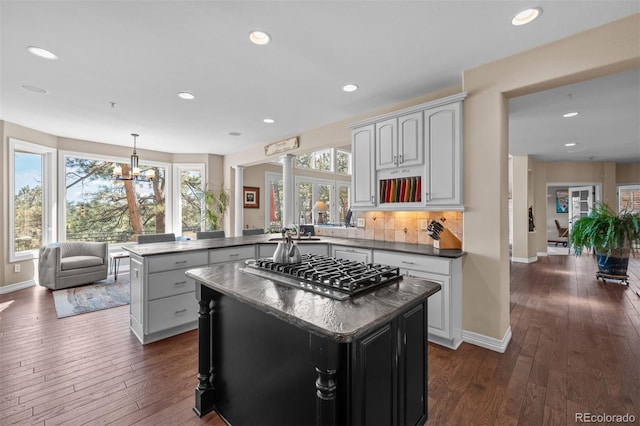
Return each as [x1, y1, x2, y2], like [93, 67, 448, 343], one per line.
[351, 124, 376, 208]
[350, 92, 467, 211]
[424, 102, 463, 208]
[375, 111, 423, 171]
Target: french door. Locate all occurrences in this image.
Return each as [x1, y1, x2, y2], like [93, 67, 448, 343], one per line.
[568, 185, 594, 238]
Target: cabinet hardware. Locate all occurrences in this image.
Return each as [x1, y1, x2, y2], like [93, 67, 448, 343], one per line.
[398, 154, 403, 163]
[174, 308, 187, 314]
[174, 281, 187, 285]
[229, 253, 239, 257]
[175, 260, 187, 264]
[401, 261, 416, 265]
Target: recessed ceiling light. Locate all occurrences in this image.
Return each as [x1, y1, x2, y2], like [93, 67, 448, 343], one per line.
[263, 118, 275, 124]
[21, 84, 48, 94]
[249, 30, 271, 45]
[565, 142, 577, 147]
[27, 46, 58, 60]
[563, 111, 579, 118]
[342, 84, 359, 92]
[229, 132, 242, 137]
[177, 92, 195, 100]
[511, 7, 542, 26]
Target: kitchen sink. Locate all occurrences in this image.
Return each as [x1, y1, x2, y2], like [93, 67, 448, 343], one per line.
[268, 237, 322, 241]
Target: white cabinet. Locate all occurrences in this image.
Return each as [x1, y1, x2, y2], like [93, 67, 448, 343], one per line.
[351, 124, 376, 208]
[332, 246, 372, 263]
[376, 112, 423, 171]
[129, 250, 207, 344]
[424, 102, 463, 208]
[129, 246, 253, 345]
[373, 250, 462, 349]
[350, 92, 467, 211]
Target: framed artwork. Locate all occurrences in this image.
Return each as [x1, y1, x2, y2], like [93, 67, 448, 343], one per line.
[243, 186, 259, 208]
[556, 190, 569, 213]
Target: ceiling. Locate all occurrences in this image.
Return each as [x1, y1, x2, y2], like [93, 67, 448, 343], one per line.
[1, 1, 638, 159]
[509, 68, 640, 163]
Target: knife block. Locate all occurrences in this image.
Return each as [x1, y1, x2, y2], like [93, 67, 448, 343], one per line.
[434, 228, 462, 250]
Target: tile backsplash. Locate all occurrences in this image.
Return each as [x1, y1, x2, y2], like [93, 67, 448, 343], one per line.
[314, 211, 462, 246]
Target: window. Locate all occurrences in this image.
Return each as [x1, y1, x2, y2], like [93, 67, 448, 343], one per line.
[619, 185, 640, 214]
[265, 172, 283, 232]
[337, 183, 351, 223]
[63, 152, 170, 243]
[295, 177, 335, 225]
[9, 139, 56, 261]
[174, 164, 205, 239]
[295, 148, 348, 173]
[336, 149, 351, 175]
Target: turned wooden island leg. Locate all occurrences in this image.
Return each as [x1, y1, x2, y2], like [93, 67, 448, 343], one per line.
[310, 335, 339, 426]
[194, 284, 216, 417]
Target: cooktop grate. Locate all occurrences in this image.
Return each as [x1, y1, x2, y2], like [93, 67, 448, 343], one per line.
[241, 254, 403, 300]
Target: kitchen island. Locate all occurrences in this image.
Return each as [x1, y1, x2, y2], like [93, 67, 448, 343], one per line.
[186, 260, 441, 426]
[123, 234, 463, 347]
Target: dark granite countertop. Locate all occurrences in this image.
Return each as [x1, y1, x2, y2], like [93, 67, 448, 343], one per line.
[122, 234, 464, 258]
[186, 261, 441, 342]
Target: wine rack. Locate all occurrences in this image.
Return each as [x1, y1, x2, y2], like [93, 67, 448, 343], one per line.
[379, 176, 422, 203]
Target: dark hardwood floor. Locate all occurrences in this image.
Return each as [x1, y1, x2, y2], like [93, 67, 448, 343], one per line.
[1, 254, 638, 425]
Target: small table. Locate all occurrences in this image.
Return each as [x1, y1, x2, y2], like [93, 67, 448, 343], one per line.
[109, 251, 129, 281]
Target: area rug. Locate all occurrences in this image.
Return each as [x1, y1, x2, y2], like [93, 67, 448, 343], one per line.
[52, 276, 130, 318]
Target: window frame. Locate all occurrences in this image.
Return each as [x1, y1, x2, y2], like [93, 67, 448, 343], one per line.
[172, 163, 206, 238]
[9, 138, 57, 262]
[59, 150, 173, 244]
[264, 171, 283, 231]
[618, 184, 640, 213]
[335, 148, 352, 175]
[294, 175, 336, 225]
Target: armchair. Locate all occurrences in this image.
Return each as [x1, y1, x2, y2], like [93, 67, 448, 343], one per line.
[38, 241, 109, 290]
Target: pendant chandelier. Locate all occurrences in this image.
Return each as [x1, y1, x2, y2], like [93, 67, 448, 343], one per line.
[112, 133, 155, 182]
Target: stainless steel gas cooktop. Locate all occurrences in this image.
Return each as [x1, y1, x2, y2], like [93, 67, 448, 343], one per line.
[241, 254, 403, 300]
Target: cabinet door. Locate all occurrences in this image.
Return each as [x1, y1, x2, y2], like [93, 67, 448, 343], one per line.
[404, 269, 450, 340]
[397, 112, 423, 168]
[352, 125, 376, 207]
[398, 302, 427, 426]
[376, 118, 397, 170]
[424, 102, 462, 207]
[352, 323, 396, 426]
[129, 257, 143, 326]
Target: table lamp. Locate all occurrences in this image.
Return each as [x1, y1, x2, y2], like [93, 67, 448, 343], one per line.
[313, 200, 328, 224]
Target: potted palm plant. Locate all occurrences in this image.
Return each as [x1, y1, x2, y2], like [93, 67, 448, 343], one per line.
[569, 202, 640, 280]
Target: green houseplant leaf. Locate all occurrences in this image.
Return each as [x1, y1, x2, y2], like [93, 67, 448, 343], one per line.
[569, 202, 640, 258]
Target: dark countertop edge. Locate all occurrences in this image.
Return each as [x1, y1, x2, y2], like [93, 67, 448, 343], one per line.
[123, 234, 465, 259]
[186, 265, 441, 343]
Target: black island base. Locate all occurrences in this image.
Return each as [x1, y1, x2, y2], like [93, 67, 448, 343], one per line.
[188, 262, 441, 426]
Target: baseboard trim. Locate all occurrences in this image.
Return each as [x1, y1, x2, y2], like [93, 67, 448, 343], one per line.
[537, 251, 549, 257]
[0, 279, 36, 294]
[463, 327, 512, 353]
[511, 256, 538, 264]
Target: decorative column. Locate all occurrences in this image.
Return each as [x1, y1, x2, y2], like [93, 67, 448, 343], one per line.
[282, 154, 295, 227]
[309, 334, 339, 426]
[193, 284, 216, 417]
[234, 165, 244, 237]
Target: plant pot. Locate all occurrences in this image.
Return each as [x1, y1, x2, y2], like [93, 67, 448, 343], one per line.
[595, 247, 631, 276]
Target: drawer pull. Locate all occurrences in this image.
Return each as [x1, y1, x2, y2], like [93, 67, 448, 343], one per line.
[401, 261, 416, 265]
[174, 308, 187, 314]
[175, 260, 188, 264]
[229, 253, 239, 257]
[174, 281, 187, 286]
